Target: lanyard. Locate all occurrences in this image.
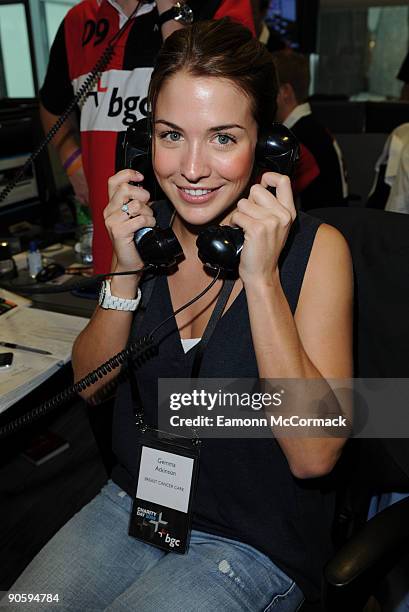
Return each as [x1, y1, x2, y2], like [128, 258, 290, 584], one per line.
[190, 278, 235, 378]
[128, 272, 235, 427]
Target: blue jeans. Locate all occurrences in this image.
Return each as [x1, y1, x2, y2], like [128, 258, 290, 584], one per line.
[3, 481, 304, 612]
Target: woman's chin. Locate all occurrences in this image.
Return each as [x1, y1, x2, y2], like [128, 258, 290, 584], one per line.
[171, 196, 237, 228]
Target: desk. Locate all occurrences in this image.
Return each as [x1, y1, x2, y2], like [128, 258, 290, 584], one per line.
[0, 293, 94, 414]
[0, 276, 107, 591]
[30, 286, 97, 318]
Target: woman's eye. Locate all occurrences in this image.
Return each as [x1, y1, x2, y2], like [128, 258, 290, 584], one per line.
[215, 134, 235, 146]
[160, 131, 182, 142]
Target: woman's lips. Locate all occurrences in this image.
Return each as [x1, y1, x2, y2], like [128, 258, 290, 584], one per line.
[177, 186, 221, 204]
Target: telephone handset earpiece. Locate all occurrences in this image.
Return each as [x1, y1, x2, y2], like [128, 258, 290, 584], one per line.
[196, 124, 300, 272]
[122, 119, 299, 272]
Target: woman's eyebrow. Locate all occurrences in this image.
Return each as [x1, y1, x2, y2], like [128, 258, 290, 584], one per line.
[154, 120, 245, 132]
[154, 120, 181, 130]
[208, 124, 245, 132]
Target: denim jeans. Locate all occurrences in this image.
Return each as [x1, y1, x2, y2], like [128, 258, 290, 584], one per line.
[3, 481, 304, 612]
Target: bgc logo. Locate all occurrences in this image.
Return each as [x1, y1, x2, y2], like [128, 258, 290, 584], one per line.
[158, 530, 181, 549]
[74, 67, 153, 132]
[107, 87, 149, 126]
[146, 509, 181, 549]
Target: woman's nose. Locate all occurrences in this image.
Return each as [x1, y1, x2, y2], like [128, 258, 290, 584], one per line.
[180, 143, 211, 183]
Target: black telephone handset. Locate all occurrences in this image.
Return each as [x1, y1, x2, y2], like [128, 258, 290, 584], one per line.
[123, 119, 299, 272]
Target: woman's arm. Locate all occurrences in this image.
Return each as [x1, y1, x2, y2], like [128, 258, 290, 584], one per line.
[231, 173, 353, 479]
[72, 169, 156, 399]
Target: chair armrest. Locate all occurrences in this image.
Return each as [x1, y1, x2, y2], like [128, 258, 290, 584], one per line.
[322, 495, 409, 612]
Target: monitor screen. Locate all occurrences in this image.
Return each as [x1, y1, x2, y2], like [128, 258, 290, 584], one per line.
[0, 100, 54, 229]
[266, 0, 319, 53]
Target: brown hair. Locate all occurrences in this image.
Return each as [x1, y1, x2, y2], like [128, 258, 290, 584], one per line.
[148, 18, 278, 131]
[271, 50, 310, 103]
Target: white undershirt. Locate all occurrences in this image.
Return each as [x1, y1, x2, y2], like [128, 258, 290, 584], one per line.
[180, 338, 201, 353]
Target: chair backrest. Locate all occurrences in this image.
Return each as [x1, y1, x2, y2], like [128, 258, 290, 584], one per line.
[309, 207, 409, 378]
[309, 207, 409, 508]
[308, 207, 409, 610]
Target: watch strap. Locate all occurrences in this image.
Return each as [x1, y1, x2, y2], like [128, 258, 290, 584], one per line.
[99, 280, 142, 311]
[157, 7, 176, 26]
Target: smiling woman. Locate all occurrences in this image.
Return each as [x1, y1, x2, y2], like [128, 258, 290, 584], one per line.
[152, 72, 257, 227]
[10, 18, 353, 612]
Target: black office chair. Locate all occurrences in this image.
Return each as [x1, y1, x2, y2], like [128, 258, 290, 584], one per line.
[305, 207, 409, 611]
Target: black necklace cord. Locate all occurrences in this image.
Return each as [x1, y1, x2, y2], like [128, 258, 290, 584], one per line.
[149, 268, 221, 340]
[0, 333, 157, 440]
[0, 1, 142, 204]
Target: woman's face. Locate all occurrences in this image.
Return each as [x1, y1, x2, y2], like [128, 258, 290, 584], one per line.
[153, 71, 258, 226]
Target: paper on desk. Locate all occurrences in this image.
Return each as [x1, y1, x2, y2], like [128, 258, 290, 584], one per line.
[0, 307, 89, 413]
[0, 307, 88, 361]
[0, 352, 61, 412]
[0, 288, 32, 307]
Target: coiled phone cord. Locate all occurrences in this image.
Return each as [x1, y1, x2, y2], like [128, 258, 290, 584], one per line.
[0, 335, 157, 440]
[0, 270, 221, 439]
[0, 1, 143, 204]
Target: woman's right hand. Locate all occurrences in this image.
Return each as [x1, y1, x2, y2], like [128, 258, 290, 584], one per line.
[105, 169, 156, 272]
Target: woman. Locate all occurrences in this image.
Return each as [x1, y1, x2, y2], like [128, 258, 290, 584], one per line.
[10, 19, 352, 611]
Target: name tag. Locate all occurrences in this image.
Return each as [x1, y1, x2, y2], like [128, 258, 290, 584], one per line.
[129, 428, 200, 554]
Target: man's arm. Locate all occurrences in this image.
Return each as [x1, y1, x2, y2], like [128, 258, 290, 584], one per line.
[157, 0, 185, 39]
[39, 19, 89, 205]
[157, 0, 256, 39]
[39, 104, 89, 206]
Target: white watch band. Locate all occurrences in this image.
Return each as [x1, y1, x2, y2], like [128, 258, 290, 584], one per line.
[99, 280, 141, 311]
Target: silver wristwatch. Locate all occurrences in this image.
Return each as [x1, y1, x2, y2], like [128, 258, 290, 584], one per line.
[98, 280, 141, 311]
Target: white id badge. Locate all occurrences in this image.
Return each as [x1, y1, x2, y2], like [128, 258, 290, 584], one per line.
[129, 428, 200, 554]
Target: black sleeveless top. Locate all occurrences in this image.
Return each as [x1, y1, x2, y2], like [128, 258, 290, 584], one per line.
[111, 202, 335, 601]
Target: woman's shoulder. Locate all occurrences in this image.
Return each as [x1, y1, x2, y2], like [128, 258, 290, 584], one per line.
[312, 219, 351, 263]
[294, 211, 350, 262]
[302, 218, 353, 300]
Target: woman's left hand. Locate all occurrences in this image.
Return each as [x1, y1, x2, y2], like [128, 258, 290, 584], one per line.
[229, 172, 297, 286]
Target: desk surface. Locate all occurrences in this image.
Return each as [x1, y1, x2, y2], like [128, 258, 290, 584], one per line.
[3, 243, 98, 318]
[30, 289, 97, 318]
[0, 249, 97, 414]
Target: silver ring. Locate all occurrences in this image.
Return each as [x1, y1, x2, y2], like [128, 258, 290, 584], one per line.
[121, 202, 130, 216]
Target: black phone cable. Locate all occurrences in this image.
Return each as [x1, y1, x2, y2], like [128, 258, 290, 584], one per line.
[0, 334, 157, 440]
[149, 269, 221, 339]
[0, 268, 222, 439]
[4, 265, 153, 295]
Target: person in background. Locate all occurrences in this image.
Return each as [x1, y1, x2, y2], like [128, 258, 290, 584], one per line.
[39, 0, 255, 274]
[397, 50, 409, 101]
[385, 138, 409, 214]
[256, 0, 287, 52]
[272, 50, 349, 212]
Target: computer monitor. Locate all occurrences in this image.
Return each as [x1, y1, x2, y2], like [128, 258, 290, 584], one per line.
[0, 99, 55, 230]
[266, 0, 320, 53]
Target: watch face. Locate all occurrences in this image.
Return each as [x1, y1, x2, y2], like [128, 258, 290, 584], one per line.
[174, 2, 193, 25]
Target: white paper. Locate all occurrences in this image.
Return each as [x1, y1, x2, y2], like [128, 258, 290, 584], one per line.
[0, 307, 89, 413]
[136, 446, 194, 514]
